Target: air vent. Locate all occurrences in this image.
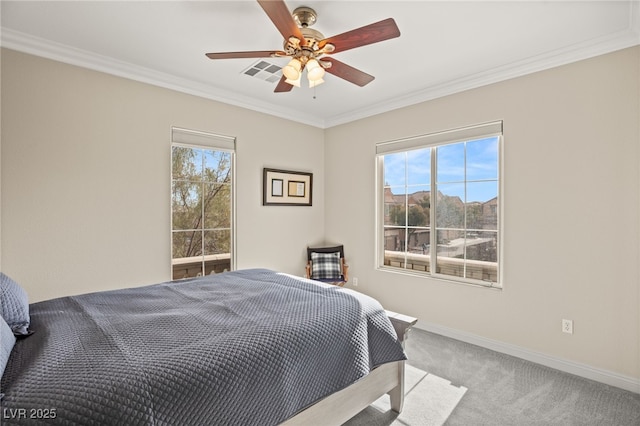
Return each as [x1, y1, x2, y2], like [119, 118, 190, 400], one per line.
[242, 60, 282, 83]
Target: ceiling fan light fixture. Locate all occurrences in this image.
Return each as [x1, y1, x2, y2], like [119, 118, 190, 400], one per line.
[308, 78, 324, 88]
[282, 58, 302, 80]
[285, 73, 301, 87]
[306, 58, 325, 82]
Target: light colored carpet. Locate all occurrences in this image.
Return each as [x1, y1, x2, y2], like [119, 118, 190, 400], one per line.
[343, 364, 467, 426]
[407, 329, 640, 425]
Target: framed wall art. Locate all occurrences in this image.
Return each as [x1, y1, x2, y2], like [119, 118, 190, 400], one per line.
[263, 168, 313, 206]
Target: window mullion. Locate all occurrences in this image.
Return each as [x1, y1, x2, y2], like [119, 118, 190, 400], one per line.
[201, 151, 206, 276]
[404, 152, 409, 268]
[430, 147, 437, 276]
[463, 142, 468, 279]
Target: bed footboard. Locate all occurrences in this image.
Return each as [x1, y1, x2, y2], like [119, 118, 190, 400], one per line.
[281, 361, 404, 425]
[281, 310, 417, 425]
[385, 310, 418, 412]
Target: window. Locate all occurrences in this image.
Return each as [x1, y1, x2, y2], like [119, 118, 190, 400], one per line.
[171, 127, 235, 279]
[376, 121, 502, 287]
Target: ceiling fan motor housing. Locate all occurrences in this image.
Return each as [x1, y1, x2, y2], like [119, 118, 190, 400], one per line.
[283, 27, 328, 59]
[284, 7, 327, 56]
[292, 7, 317, 28]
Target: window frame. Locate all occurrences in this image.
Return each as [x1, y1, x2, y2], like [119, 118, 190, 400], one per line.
[170, 127, 236, 279]
[375, 121, 503, 288]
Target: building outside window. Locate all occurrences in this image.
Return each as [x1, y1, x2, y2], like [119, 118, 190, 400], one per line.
[171, 127, 235, 279]
[376, 121, 502, 288]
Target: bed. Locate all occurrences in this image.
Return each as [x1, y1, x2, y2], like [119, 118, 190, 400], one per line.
[0, 269, 415, 425]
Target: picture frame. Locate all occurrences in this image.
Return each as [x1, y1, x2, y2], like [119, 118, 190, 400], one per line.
[263, 168, 313, 206]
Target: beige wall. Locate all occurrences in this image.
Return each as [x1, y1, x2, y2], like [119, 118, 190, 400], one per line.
[1, 48, 325, 302]
[325, 47, 640, 381]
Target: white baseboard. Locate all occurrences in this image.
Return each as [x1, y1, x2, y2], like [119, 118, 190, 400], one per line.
[415, 322, 640, 394]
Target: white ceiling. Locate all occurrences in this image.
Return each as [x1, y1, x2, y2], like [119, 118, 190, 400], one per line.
[2, 1, 639, 128]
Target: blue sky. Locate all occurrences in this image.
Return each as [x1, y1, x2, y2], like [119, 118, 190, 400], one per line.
[383, 136, 499, 203]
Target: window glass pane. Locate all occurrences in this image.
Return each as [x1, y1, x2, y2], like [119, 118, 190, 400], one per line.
[383, 152, 406, 187]
[467, 180, 497, 204]
[477, 262, 498, 283]
[437, 143, 465, 183]
[467, 181, 498, 230]
[172, 230, 204, 280]
[465, 202, 484, 231]
[383, 227, 405, 252]
[406, 227, 430, 254]
[466, 230, 498, 263]
[172, 181, 201, 230]
[466, 137, 498, 181]
[203, 183, 231, 229]
[386, 203, 406, 227]
[407, 148, 430, 186]
[408, 184, 431, 225]
[466, 230, 498, 283]
[203, 230, 232, 275]
[384, 188, 406, 227]
[172, 146, 202, 181]
[407, 205, 429, 227]
[436, 229, 465, 278]
[436, 229, 464, 252]
[204, 229, 230, 255]
[436, 184, 465, 229]
[204, 150, 232, 183]
[172, 230, 203, 259]
[482, 199, 498, 231]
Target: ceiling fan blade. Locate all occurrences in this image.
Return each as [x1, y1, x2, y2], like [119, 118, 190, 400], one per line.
[257, 0, 306, 46]
[274, 75, 294, 92]
[206, 51, 283, 60]
[322, 58, 375, 87]
[319, 18, 400, 54]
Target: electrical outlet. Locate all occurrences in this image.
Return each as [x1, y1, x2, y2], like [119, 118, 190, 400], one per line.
[562, 319, 573, 334]
[352, 277, 358, 286]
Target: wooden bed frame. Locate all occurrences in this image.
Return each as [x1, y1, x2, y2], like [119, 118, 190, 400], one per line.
[283, 311, 417, 425]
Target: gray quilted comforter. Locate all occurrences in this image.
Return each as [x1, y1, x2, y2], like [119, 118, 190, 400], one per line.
[1, 269, 406, 425]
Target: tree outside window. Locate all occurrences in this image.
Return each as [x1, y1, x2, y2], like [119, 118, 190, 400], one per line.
[171, 145, 232, 279]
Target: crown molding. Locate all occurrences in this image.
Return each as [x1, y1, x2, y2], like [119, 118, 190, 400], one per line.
[324, 8, 640, 128]
[3, 2, 639, 130]
[0, 28, 326, 128]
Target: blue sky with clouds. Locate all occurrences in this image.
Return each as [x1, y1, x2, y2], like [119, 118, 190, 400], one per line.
[383, 136, 499, 203]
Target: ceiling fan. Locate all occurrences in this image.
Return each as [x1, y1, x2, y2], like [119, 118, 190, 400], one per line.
[205, 0, 400, 92]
